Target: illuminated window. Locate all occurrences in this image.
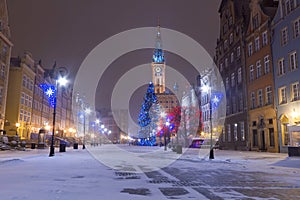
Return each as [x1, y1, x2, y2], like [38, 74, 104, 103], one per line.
[291, 82, 299, 101]
[265, 86, 272, 105]
[289, 51, 298, 71]
[256, 60, 262, 78]
[264, 55, 270, 74]
[279, 87, 287, 104]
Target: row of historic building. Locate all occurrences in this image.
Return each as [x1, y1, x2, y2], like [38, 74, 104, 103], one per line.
[210, 0, 300, 153]
[0, 0, 75, 141]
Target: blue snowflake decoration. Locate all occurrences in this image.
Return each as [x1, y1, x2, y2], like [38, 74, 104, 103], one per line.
[40, 84, 56, 107]
[211, 92, 223, 111]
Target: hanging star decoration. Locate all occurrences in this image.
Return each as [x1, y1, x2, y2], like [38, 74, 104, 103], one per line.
[211, 92, 223, 111]
[40, 84, 56, 107]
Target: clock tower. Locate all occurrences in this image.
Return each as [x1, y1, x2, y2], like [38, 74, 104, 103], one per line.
[152, 25, 165, 94]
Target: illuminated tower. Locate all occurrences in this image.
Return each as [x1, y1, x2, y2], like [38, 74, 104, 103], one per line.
[152, 25, 166, 94]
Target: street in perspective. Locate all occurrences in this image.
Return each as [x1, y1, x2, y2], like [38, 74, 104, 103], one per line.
[0, 145, 300, 200]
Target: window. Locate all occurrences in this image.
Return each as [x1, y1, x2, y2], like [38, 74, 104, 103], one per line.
[232, 97, 237, 113]
[279, 87, 287, 104]
[220, 63, 224, 72]
[250, 65, 254, 81]
[223, 23, 228, 34]
[258, 89, 263, 107]
[251, 92, 256, 109]
[265, 86, 272, 105]
[231, 73, 235, 87]
[240, 122, 245, 141]
[293, 17, 300, 38]
[22, 75, 27, 87]
[284, 0, 296, 15]
[1, 65, 5, 78]
[21, 93, 25, 105]
[227, 124, 231, 142]
[224, 39, 228, 50]
[248, 42, 253, 57]
[19, 109, 23, 121]
[234, 124, 238, 141]
[225, 58, 228, 68]
[255, 37, 260, 52]
[226, 77, 229, 89]
[256, 60, 262, 78]
[231, 52, 234, 63]
[253, 14, 259, 29]
[230, 33, 233, 44]
[281, 27, 288, 46]
[0, 87, 2, 104]
[269, 128, 275, 147]
[264, 55, 270, 74]
[238, 93, 243, 112]
[229, 16, 233, 27]
[278, 58, 285, 75]
[289, 51, 298, 71]
[291, 82, 300, 101]
[253, 129, 258, 147]
[237, 67, 242, 83]
[262, 31, 268, 46]
[237, 46, 241, 57]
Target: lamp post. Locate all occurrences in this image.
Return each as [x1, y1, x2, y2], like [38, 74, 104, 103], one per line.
[202, 84, 214, 159]
[165, 121, 170, 151]
[49, 76, 68, 157]
[82, 107, 91, 149]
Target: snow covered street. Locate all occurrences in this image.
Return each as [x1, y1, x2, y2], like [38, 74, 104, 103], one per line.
[0, 145, 300, 199]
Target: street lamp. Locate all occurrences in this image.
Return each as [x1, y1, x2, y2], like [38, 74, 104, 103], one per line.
[202, 83, 214, 159]
[49, 76, 68, 157]
[82, 107, 91, 149]
[164, 121, 170, 151]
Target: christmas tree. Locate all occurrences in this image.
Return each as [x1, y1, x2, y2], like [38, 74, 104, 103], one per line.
[138, 82, 157, 127]
[137, 82, 158, 146]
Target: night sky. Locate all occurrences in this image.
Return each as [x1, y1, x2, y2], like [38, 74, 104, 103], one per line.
[7, 0, 220, 116]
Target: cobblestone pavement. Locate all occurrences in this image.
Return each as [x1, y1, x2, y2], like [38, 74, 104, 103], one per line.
[1, 145, 300, 199]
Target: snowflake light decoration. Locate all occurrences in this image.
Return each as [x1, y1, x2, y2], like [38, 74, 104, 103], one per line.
[40, 84, 56, 107]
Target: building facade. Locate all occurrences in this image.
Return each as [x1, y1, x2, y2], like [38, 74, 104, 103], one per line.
[246, 0, 278, 152]
[215, 0, 250, 150]
[0, 0, 12, 130]
[272, 0, 300, 153]
[5, 52, 35, 139]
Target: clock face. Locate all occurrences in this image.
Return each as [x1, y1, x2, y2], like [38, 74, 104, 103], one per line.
[155, 66, 161, 73]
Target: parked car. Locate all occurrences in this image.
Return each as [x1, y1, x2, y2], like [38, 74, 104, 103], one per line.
[189, 138, 204, 148]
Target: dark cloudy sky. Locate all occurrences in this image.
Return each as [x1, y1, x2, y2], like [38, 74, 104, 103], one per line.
[7, 0, 220, 111]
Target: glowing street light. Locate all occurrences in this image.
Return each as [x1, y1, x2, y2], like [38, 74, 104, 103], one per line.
[202, 83, 214, 159]
[82, 107, 91, 149]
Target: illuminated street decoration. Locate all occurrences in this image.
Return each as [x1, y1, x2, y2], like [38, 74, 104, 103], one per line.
[138, 82, 157, 127]
[211, 92, 223, 111]
[40, 84, 56, 107]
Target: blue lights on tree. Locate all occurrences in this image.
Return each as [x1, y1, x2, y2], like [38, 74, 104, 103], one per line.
[40, 84, 56, 107]
[138, 82, 157, 127]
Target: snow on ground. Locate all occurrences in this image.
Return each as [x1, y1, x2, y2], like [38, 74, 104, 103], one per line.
[0, 145, 299, 200]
